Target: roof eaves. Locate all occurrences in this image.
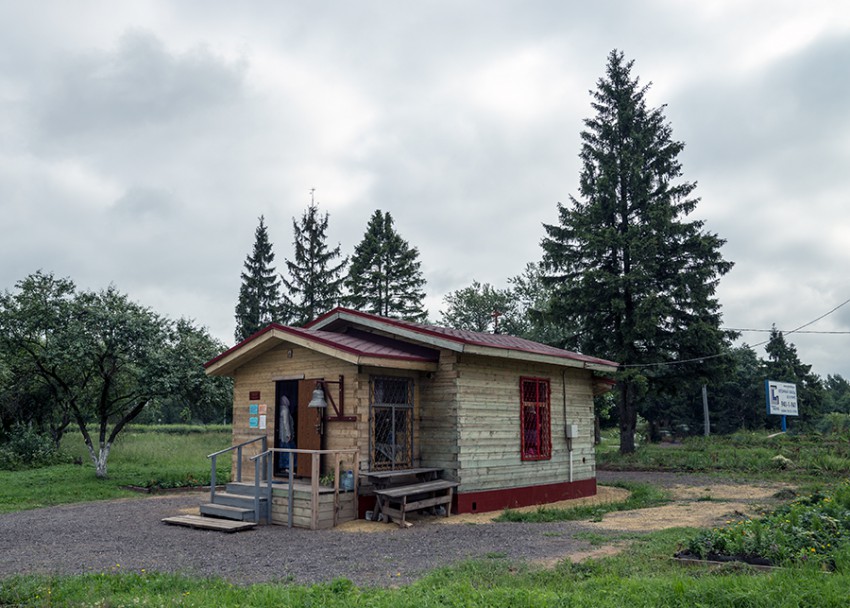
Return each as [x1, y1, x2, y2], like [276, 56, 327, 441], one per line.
[462, 344, 617, 371]
[312, 309, 465, 352]
[205, 323, 440, 377]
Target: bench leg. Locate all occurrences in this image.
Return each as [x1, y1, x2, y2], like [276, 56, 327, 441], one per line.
[445, 488, 453, 517]
[373, 495, 385, 523]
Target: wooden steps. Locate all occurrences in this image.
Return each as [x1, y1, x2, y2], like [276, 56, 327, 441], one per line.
[161, 514, 257, 533]
[199, 502, 259, 521]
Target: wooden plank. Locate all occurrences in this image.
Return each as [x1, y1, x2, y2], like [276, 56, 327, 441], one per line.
[402, 494, 452, 511]
[161, 515, 257, 533]
[365, 467, 441, 481]
[374, 480, 459, 498]
[311, 452, 320, 530]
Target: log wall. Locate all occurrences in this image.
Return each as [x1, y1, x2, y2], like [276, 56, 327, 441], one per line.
[451, 353, 596, 493]
[230, 343, 361, 481]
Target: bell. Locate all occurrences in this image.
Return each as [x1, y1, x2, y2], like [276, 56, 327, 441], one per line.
[308, 386, 327, 408]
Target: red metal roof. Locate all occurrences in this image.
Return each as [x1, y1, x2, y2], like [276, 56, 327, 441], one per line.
[306, 307, 619, 369]
[203, 323, 439, 369]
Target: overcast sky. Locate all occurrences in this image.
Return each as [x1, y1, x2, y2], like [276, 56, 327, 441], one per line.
[2, 1, 849, 379]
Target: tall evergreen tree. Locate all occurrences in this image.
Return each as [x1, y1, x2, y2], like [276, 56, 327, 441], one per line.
[346, 210, 427, 321]
[234, 216, 285, 342]
[282, 197, 347, 326]
[541, 50, 733, 454]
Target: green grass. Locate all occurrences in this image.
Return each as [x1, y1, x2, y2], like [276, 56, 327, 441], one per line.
[4, 530, 850, 607]
[0, 426, 231, 513]
[494, 482, 668, 523]
[598, 429, 850, 483]
[6, 429, 850, 605]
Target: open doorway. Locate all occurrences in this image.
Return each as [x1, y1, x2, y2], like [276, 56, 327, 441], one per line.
[275, 378, 324, 478]
[275, 380, 298, 477]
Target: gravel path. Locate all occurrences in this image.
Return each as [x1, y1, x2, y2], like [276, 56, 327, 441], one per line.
[0, 492, 607, 587]
[2, 471, 767, 587]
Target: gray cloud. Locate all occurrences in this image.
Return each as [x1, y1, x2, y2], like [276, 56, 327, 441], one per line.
[2, 1, 850, 382]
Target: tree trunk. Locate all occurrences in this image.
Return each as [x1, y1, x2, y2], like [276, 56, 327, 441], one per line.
[83, 440, 111, 478]
[618, 380, 636, 454]
[95, 443, 110, 478]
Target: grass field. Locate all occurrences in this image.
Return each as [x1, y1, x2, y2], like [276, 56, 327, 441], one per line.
[0, 425, 231, 513]
[597, 429, 850, 483]
[3, 427, 850, 606]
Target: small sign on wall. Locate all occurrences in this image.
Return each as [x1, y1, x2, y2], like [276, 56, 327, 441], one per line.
[249, 391, 261, 401]
[259, 414, 267, 430]
[249, 404, 259, 415]
[249, 416, 259, 428]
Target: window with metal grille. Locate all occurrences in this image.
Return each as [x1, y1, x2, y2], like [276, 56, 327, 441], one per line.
[369, 376, 414, 470]
[520, 377, 551, 461]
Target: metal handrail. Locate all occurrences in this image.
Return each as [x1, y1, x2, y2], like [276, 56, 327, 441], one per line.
[250, 448, 360, 527]
[206, 436, 267, 505]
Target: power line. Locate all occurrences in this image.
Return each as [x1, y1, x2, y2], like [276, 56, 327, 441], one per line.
[619, 296, 850, 370]
[726, 329, 850, 335]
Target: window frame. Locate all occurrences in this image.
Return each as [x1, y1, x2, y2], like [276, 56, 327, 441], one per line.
[520, 376, 552, 461]
[369, 375, 414, 471]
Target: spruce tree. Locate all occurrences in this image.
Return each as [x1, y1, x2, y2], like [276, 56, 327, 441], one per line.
[282, 197, 347, 326]
[346, 210, 427, 321]
[541, 50, 733, 454]
[234, 216, 285, 342]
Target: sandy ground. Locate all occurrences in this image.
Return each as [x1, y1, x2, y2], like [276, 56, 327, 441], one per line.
[589, 480, 793, 532]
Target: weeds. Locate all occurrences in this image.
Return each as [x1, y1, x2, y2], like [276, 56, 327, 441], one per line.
[685, 481, 850, 569]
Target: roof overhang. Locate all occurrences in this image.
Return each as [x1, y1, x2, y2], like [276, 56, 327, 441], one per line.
[205, 326, 439, 377]
[308, 308, 619, 373]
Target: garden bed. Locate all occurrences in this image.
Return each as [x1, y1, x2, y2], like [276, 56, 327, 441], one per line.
[682, 482, 850, 570]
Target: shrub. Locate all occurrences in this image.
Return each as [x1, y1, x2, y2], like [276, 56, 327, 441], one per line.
[0, 423, 67, 470]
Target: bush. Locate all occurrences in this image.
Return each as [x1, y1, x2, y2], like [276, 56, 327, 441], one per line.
[0, 423, 67, 470]
[815, 413, 850, 438]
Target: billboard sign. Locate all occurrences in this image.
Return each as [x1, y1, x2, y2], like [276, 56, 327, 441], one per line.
[765, 380, 798, 416]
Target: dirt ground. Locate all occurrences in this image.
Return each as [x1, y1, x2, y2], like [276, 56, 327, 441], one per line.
[337, 472, 794, 567]
[340, 476, 792, 534]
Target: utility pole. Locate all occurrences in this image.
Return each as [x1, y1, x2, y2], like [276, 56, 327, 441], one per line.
[702, 384, 710, 436]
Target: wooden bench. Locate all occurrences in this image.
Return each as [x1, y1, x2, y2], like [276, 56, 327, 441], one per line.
[365, 467, 441, 490]
[373, 479, 459, 528]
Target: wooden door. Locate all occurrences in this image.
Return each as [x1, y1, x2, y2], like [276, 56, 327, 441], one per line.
[296, 379, 323, 478]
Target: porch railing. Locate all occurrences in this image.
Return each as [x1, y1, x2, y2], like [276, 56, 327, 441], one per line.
[249, 448, 360, 528]
[206, 435, 267, 505]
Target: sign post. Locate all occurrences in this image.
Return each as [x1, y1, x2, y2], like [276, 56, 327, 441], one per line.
[765, 380, 798, 432]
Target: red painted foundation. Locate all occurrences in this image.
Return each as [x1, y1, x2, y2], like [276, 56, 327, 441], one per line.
[358, 478, 597, 519]
[454, 478, 597, 514]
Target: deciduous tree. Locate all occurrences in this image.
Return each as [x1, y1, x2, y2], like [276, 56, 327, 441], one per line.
[0, 272, 174, 477]
[439, 281, 516, 333]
